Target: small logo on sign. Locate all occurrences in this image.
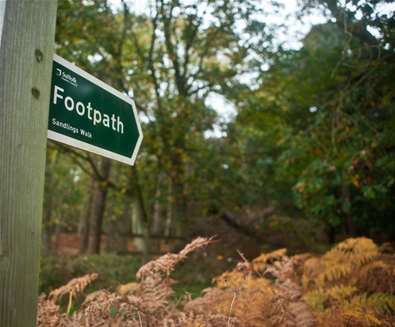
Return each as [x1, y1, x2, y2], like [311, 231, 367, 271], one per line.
[56, 68, 78, 87]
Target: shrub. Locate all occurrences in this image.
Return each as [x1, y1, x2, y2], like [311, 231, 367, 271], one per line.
[39, 254, 141, 294]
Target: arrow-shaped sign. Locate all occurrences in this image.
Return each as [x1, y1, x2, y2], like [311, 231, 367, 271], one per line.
[48, 55, 143, 165]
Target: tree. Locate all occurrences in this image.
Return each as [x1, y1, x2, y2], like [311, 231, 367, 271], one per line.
[51, 0, 273, 253]
[234, 0, 395, 238]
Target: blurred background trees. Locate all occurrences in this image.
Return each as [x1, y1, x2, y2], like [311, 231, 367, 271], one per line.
[42, 0, 395, 263]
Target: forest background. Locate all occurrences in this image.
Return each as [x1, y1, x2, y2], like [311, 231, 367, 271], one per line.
[40, 0, 395, 296]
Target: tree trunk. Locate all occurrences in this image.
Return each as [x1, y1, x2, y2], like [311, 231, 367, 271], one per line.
[165, 178, 173, 236]
[170, 144, 188, 237]
[150, 173, 164, 252]
[173, 178, 187, 237]
[87, 158, 112, 254]
[152, 173, 163, 234]
[132, 197, 150, 260]
[107, 199, 131, 253]
[130, 167, 150, 262]
[0, 1, 57, 325]
[327, 223, 337, 244]
[342, 182, 356, 236]
[79, 179, 94, 254]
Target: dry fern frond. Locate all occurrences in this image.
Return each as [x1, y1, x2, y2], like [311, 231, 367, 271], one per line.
[264, 253, 316, 327]
[316, 306, 382, 327]
[185, 286, 273, 327]
[324, 237, 378, 268]
[133, 237, 213, 316]
[214, 271, 249, 289]
[316, 263, 352, 287]
[252, 248, 287, 273]
[37, 238, 214, 326]
[303, 289, 328, 311]
[264, 293, 295, 327]
[326, 285, 358, 303]
[137, 237, 213, 281]
[135, 276, 174, 313]
[165, 311, 241, 327]
[185, 256, 275, 327]
[36, 295, 62, 327]
[288, 301, 317, 327]
[292, 253, 314, 278]
[63, 290, 144, 326]
[357, 260, 395, 294]
[264, 256, 296, 282]
[303, 238, 380, 290]
[275, 282, 316, 326]
[340, 307, 382, 327]
[302, 257, 321, 289]
[36, 237, 394, 327]
[304, 285, 358, 312]
[349, 292, 395, 315]
[116, 282, 140, 296]
[48, 273, 98, 303]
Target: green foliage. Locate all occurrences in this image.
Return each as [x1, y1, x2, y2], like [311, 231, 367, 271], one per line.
[48, 0, 395, 248]
[283, 15, 395, 234]
[71, 255, 141, 290]
[228, 2, 395, 237]
[43, 146, 87, 232]
[261, 215, 329, 253]
[39, 256, 70, 294]
[172, 282, 211, 300]
[53, 0, 275, 234]
[39, 255, 141, 294]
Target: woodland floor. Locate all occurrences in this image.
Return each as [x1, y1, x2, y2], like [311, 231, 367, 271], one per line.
[37, 237, 395, 326]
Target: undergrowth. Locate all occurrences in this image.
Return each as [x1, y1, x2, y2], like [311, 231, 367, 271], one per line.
[37, 237, 395, 326]
[39, 254, 141, 294]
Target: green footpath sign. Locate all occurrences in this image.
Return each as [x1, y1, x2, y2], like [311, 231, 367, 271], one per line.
[48, 55, 143, 165]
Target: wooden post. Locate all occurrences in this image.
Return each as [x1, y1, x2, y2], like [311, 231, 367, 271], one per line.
[0, 1, 57, 326]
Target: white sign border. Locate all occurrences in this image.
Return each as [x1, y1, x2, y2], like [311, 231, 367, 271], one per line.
[48, 54, 143, 166]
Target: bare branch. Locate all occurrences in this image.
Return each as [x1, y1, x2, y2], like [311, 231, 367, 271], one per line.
[160, 0, 186, 96]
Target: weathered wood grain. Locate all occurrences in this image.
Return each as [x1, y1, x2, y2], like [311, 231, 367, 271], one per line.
[0, 1, 57, 326]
